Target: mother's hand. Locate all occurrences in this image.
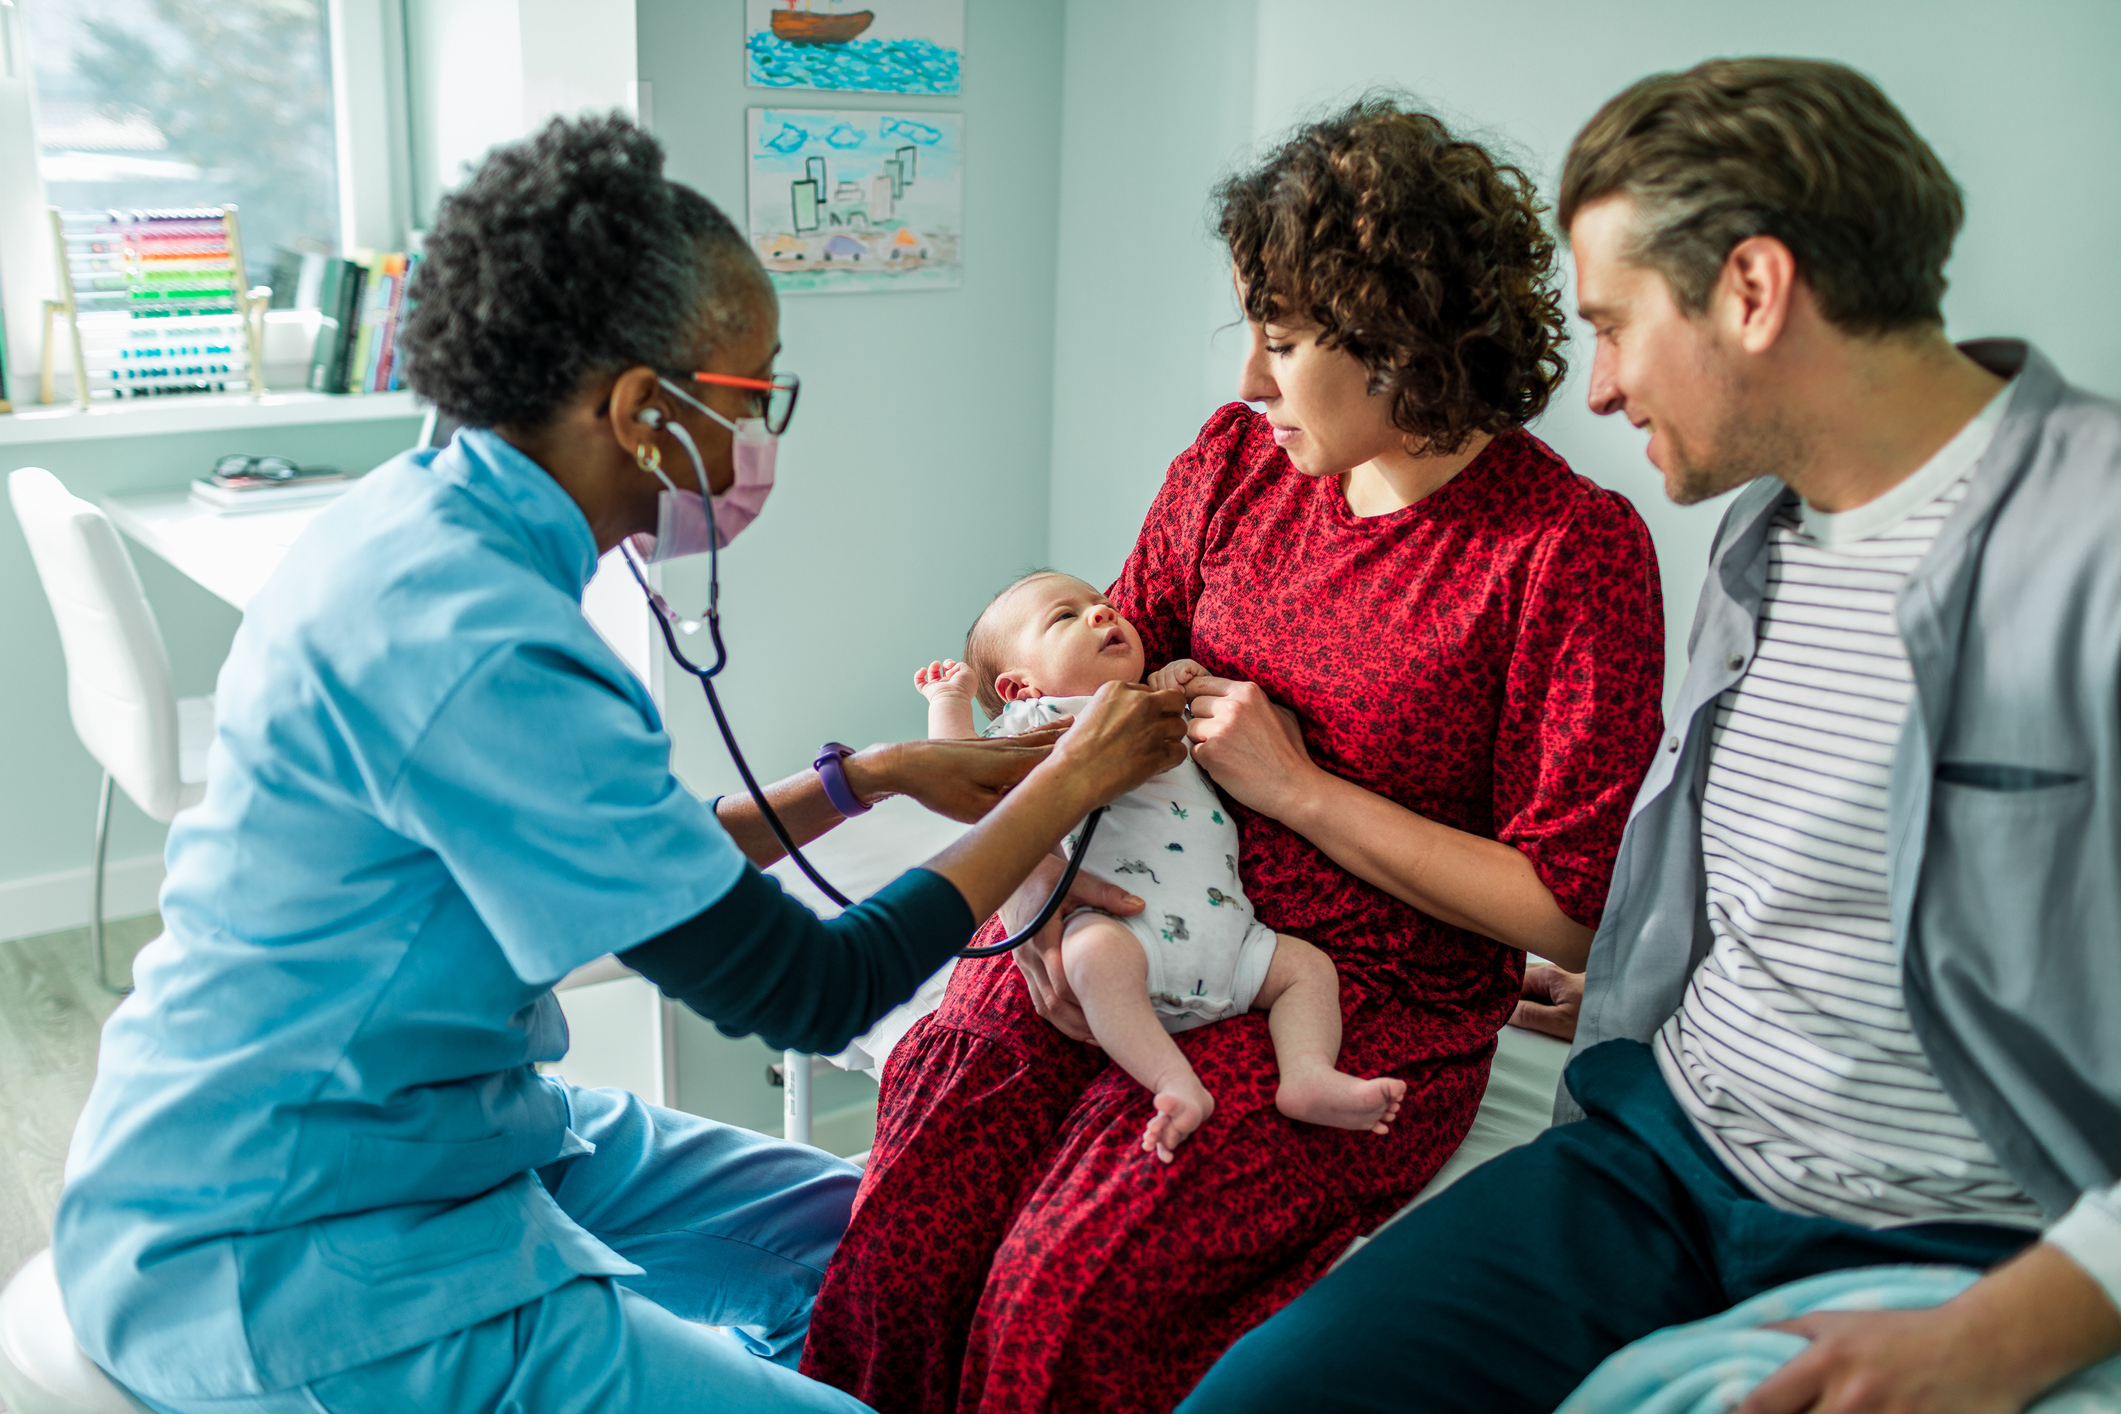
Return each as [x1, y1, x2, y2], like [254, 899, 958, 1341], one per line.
[1182, 676, 1317, 819]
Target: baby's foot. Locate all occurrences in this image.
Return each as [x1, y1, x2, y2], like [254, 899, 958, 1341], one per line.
[1140, 1081, 1216, 1164]
[1275, 1069, 1406, 1135]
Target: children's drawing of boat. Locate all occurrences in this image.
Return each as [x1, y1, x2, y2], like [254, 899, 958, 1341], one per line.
[770, 3, 875, 45]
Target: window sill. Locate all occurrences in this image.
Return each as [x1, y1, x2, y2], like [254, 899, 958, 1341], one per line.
[0, 389, 422, 447]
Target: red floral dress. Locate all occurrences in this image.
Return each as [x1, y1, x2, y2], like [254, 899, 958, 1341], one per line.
[802, 406, 1664, 1413]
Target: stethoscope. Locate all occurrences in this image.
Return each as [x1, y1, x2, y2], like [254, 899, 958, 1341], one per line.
[618, 410, 1102, 960]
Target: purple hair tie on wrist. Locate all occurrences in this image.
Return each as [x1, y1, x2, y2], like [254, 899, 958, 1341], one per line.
[813, 742, 871, 817]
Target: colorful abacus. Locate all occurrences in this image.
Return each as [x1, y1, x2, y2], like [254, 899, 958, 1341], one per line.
[42, 205, 268, 406]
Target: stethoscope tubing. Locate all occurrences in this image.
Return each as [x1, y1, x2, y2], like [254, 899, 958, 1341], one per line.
[620, 525, 1100, 960]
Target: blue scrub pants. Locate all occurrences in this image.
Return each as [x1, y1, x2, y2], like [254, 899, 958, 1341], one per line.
[140, 1086, 872, 1414]
[1179, 1040, 2034, 1414]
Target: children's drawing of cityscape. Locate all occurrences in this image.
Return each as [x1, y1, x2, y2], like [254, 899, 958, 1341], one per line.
[746, 108, 962, 295]
[745, 0, 963, 96]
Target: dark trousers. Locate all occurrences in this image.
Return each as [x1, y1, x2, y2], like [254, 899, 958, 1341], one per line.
[1179, 1040, 2035, 1414]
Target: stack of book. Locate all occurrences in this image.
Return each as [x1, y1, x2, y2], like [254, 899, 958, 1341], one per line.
[307, 252, 419, 394]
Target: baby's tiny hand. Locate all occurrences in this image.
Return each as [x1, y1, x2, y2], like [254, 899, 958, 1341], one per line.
[915, 659, 975, 702]
[1147, 658, 1206, 693]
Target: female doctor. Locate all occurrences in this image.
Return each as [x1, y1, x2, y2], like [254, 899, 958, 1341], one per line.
[50, 115, 1184, 1414]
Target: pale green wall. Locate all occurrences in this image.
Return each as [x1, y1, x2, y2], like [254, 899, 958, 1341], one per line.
[632, 0, 1067, 1114]
[1, 418, 423, 893]
[1048, 0, 2121, 708]
[1045, 0, 1260, 591]
[634, 0, 1066, 799]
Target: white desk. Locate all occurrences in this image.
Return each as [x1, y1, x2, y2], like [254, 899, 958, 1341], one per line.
[102, 490, 328, 613]
[103, 487, 658, 682]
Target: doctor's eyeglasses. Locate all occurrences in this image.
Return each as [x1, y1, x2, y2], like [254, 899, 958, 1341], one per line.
[692, 370, 800, 436]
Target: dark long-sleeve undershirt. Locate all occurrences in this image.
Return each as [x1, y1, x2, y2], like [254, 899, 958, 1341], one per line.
[617, 865, 976, 1056]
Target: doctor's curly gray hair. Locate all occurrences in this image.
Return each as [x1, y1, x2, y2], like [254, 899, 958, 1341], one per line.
[400, 112, 770, 430]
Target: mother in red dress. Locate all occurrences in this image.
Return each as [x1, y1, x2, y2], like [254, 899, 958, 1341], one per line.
[802, 99, 1666, 1413]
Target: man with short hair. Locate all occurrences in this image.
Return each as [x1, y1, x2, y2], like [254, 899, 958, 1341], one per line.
[1181, 57, 2121, 1414]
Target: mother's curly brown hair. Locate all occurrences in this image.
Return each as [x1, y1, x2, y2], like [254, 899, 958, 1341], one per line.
[1216, 98, 1569, 455]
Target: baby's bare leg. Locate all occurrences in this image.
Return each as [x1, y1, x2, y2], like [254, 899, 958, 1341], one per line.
[1253, 935, 1407, 1134]
[1061, 914, 1215, 1163]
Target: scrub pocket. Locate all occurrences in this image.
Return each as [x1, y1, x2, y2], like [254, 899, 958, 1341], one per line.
[315, 1191, 511, 1283]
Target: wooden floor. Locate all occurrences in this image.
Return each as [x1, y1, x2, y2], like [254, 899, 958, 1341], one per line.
[0, 914, 160, 1291]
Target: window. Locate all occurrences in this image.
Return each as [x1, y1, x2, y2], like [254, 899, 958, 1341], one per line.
[25, 0, 341, 294]
[0, 0, 410, 404]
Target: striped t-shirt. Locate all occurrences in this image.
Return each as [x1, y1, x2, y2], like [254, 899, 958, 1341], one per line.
[1655, 381, 2044, 1230]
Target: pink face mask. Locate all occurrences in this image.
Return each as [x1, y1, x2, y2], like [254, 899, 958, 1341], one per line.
[708, 413, 778, 545]
[626, 379, 779, 564]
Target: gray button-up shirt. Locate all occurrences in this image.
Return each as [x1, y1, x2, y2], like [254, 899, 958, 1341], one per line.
[1564, 340, 2121, 1302]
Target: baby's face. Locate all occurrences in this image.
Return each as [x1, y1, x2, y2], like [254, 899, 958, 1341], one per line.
[991, 574, 1146, 702]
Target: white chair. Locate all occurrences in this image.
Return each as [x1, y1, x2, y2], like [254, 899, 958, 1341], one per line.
[0, 1250, 150, 1414]
[9, 468, 213, 994]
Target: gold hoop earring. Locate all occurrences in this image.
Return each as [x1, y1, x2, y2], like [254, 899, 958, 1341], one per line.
[636, 441, 662, 475]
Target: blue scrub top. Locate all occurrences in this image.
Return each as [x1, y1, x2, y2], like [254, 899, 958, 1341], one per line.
[52, 429, 748, 1399]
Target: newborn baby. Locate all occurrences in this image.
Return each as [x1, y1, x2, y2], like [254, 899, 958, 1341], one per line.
[917, 571, 1405, 1161]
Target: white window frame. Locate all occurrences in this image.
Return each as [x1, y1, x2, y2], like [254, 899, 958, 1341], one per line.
[332, 0, 414, 256]
[0, 0, 414, 408]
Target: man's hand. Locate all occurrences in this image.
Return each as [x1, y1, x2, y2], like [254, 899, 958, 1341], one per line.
[1147, 658, 1207, 693]
[1510, 964, 1583, 1041]
[915, 659, 975, 703]
[1004, 857, 1142, 1044]
[1741, 1244, 2121, 1414]
[847, 729, 1066, 823]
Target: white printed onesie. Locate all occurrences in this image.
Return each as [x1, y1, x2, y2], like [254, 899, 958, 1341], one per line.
[988, 695, 1280, 1032]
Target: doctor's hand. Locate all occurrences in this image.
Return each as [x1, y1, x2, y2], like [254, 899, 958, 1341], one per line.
[1005, 858, 1142, 1044]
[1046, 681, 1189, 805]
[1182, 676, 1317, 821]
[924, 684, 1178, 945]
[851, 729, 1066, 824]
